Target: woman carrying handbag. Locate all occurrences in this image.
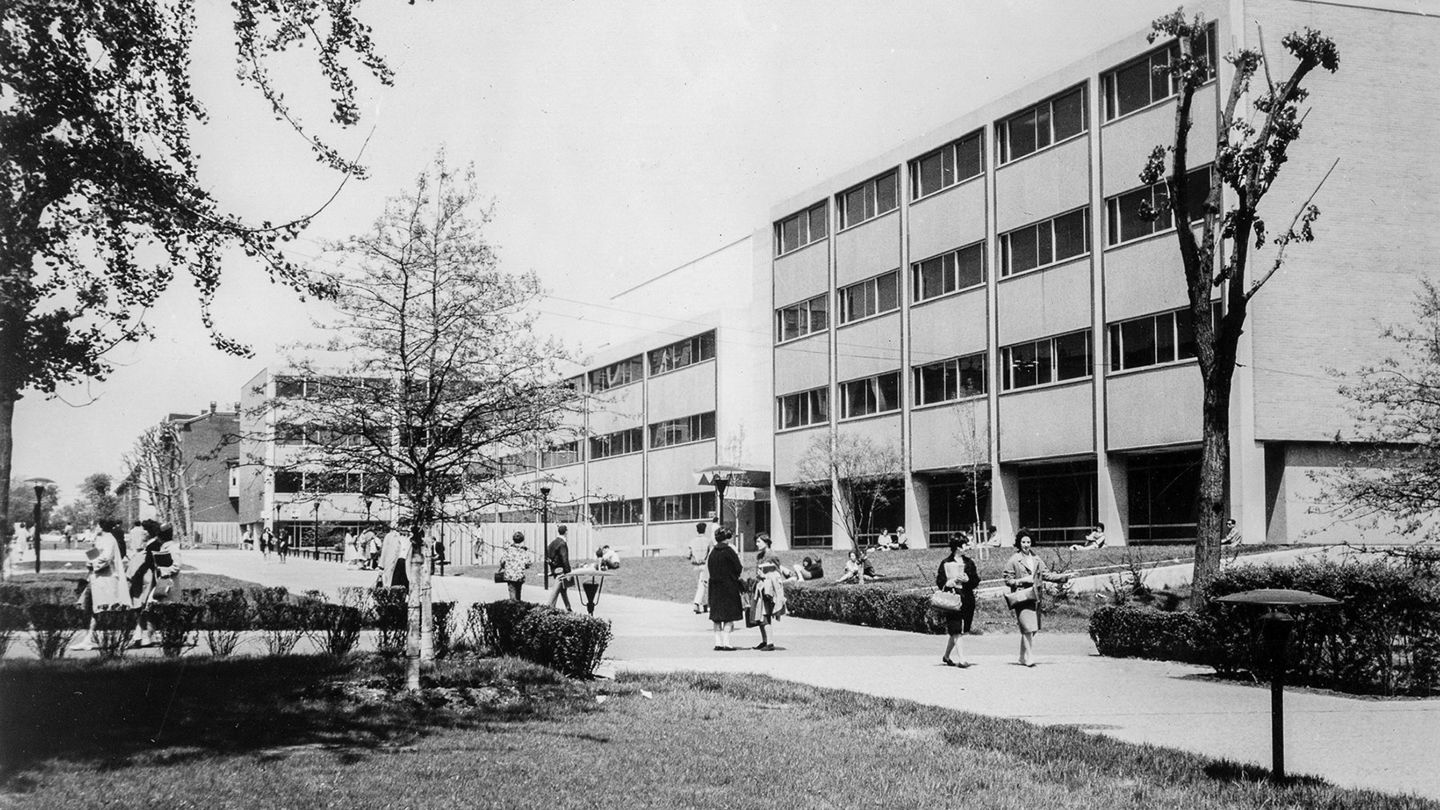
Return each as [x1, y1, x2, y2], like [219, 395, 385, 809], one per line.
[1003, 528, 1071, 667]
[934, 539, 978, 667]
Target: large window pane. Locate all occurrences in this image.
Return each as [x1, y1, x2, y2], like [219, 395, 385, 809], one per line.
[875, 171, 898, 214]
[876, 272, 899, 313]
[1053, 209, 1087, 260]
[1120, 318, 1155, 370]
[1055, 331, 1089, 381]
[1052, 88, 1084, 140]
[956, 243, 984, 288]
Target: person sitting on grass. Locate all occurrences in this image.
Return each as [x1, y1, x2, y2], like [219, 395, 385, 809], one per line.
[791, 556, 823, 580]
[1069, 523, 1108, 551]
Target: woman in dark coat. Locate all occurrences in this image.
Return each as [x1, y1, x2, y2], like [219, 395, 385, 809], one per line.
[706, 526, 743, 651]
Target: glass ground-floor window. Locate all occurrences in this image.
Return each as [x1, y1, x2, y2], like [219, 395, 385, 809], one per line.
[1127, 450, 1200, 541]
[926, 472, 990, 547]
[1016, 461, 1096, 545]
[788, 491, 833, 547]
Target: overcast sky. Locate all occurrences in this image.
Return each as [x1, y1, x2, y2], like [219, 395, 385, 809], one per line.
[15, 0, 1196, 499]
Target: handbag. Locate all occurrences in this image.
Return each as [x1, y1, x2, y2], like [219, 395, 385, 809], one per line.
[928, 590, 966, 613]
[492, 569, 505, 583]
[1004, 585, 1038, 608]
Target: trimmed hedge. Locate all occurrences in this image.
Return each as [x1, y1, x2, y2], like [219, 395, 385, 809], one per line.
[1089, 556, 1440, 696]
[1088, 605, 1215, 664]
[480, 600, 612, 679]
[782, 583, 945, 634]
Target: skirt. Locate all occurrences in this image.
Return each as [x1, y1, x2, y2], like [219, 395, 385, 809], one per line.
[1013, 602, 1039, 633]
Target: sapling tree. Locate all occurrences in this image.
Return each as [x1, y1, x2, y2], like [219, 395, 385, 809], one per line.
[267, 154, 580, 691]
[1142, 11, 1338, 597]
[793, 432, 903, 549]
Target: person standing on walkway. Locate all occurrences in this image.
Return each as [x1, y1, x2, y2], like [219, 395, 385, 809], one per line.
[73, 520, 129, 651]
[707, 526, 743, 651]
[259, 527, 272, 561]
[276, 530, 290, 563]
[688, 519, 714, 614]
[936, 539, 978, 666]
[1003, 528, 1071, 667]
[749, 533, 785, 651]
[378, 524, 408, 588]
[500, 531, 532, 601]
[545, 524, 573, 610]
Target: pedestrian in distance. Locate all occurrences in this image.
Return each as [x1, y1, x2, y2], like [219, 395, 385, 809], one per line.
[545, 524, 573, 610]
[1003, 528, 1072, 667]
[1069, 523, 1107, 551]
[688, 519, 714, 614]
[500, 531, 533, 601]
[936, 539, 979, 666]
[706, 526, 743, 651]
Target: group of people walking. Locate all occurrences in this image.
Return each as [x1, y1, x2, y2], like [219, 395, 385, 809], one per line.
[495, 526, 621, 606]
[73, 518, 182, 650]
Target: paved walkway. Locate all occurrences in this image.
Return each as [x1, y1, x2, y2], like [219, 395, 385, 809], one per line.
[40, 548, 1440, 800]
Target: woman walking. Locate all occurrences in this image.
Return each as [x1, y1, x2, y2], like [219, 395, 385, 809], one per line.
[499, 531, 533, 601]
[72, 520, 130, 651]
[936, 539, 978, 667]
[749, 533, 786, 651]
[1003, 528, 1071, 667]
[706, 526, 743, 651]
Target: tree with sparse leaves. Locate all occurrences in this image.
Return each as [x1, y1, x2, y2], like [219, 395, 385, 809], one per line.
[1317, 281, 1440, 542]
[267, 154, 580, 691]
[0, 1, 392, 551]
[793, 433, 903, 549]
[1141, 11, 1339, 598]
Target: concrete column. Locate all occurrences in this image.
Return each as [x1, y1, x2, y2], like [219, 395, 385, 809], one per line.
[831, 478, 854, 550]
[771, 488, 792, 550]
[906, 473, 931, 547]
[1102, 453, 1129, 546]
[992, 463, 1020, 543]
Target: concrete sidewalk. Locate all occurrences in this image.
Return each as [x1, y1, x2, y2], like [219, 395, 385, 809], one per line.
[131, 549, 1440, 800]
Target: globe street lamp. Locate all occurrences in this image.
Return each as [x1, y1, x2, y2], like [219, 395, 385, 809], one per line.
[530, 474, 561, 589]
[697, 464, 747, 529]
[23, 477, 53, 574]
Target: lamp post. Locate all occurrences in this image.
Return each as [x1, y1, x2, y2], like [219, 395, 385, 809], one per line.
[540, 485, 551, 589]
[1216, 588, 1341, 783]
[312, 501, 320, 560]
[697, 464, 747, 530]
[23, 477, 53, 574]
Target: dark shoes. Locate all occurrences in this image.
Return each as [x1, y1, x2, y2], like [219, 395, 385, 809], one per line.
[754, 643, 775, 651]
[714, 645, 735, 652]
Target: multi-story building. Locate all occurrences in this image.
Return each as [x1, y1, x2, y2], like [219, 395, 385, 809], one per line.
[765, 0, 1439, 549]
[485, 237, 773, 558]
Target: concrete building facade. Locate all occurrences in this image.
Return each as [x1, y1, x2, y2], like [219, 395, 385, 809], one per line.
[765, 0, 1440, 549]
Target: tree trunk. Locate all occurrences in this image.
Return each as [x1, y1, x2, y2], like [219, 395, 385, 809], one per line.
[0, 397, 13, 582]
[405, 527, 435, 692]
[1193, 370, 1233, 598]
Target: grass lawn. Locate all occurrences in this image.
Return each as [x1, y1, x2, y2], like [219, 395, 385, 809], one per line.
[1, 655, 1431, 809]
[6, 568, 267, 594]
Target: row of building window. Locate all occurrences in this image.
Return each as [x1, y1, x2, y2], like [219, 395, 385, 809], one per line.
[584, 493, 718, 526]
[776, 169, 1211, 337]
[772, 29, 1217, 256]
[588, 330, 717, 392]
[512, 412, 719, 470]
[775, 305, 1207, 426]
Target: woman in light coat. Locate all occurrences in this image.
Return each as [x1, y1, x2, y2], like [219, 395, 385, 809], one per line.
[1003, 528, 1071, 667]
[499, 531, 533, 601]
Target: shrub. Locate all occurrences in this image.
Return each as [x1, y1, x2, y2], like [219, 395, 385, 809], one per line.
[252, 588, 307, 656]
[482, 599, 540, 656]
[0, 581, 76, 608]
[148, 602, 203, 658]
[371, 586, 408, 657]
[1088, 605, 1216, 664]
[515, 606, 613, 679]
[458, 603, 487, 653]
[432, 601, 456, 658]
[0, 603, 28, 658]
[783, 584, 940, 634]
[25, 603, 84, 659]
[203, 590, 250, 657]
[1200, 558, 1440, 696]
[93, 606, 137, 661]
[315, 603, 365, 657]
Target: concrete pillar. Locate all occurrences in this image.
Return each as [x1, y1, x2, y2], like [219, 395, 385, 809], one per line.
[992, 463, 1020, 544]
[831, 479, 854, 550]
[771, 488, 792, 550]
[906, 473, 931, 548]
[1101, 453, 1129, 546]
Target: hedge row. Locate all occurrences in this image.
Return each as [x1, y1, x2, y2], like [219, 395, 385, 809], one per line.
[1088, 557, 1440, 696]
[782, 583, 944, 634]
[479, 599, 612, 679]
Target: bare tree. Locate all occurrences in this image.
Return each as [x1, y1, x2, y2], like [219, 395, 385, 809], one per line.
[268, 153, 580, 691]
[1143, 12, 1338, 597]
[793, 432, 903, 548]
[123, 423, 194, 541]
